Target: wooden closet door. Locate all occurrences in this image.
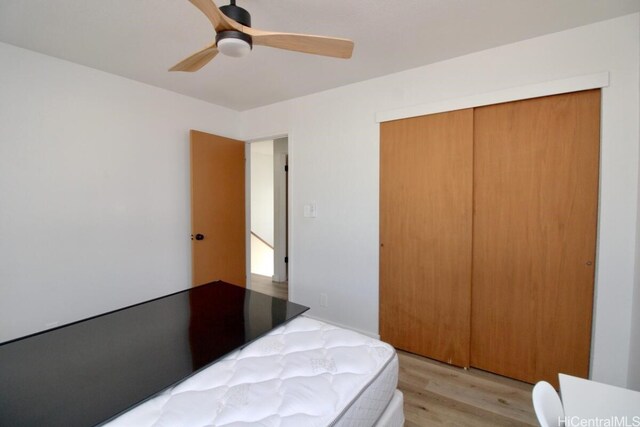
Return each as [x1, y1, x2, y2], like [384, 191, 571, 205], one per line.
[471, 90, 600, 387]
[380, 109, 473, 367]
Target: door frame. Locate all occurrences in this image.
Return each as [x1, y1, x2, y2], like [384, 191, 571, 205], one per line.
[273, 138, 288, 283]
[244, 141, 251, 288]
[245, 134, 290, 293]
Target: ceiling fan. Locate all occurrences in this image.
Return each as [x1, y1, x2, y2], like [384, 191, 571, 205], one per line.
[170, 0, 355, 72]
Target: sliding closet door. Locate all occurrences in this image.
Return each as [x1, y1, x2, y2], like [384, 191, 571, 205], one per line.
[380, 109, 473, 367]
[471, 90, 600, 387]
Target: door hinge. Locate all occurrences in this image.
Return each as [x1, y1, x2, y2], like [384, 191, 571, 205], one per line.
[284, 256, 288, 263]
[284, 165, 288, 172]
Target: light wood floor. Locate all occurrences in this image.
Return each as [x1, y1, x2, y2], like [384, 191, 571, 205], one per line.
[250, 273, 288, 300]
[400, 351, 537, 426]
[252, 279, 537, 426]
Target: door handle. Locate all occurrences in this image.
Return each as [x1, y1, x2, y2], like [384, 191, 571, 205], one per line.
[194, 233, 205, 241]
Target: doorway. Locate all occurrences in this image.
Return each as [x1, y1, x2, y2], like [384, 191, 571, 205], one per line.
[248, 137, 288, 298]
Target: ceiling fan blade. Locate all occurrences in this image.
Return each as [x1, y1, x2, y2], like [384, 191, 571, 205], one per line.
[188, 0, 242, 32]
[169, 45, 219, 72]
[244, 27, 354, 59]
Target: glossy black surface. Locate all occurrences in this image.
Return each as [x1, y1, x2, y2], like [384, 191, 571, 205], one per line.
[0, 281, 308, 427]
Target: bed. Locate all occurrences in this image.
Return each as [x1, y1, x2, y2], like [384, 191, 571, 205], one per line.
[0, 281, 403, 426]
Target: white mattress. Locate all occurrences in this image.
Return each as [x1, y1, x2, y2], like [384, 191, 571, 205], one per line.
[105, 316, 399, 427]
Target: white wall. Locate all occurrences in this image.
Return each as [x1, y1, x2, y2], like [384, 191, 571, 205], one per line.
[239, 14, 640, 388]
[0, 42, 239, 342]
[250, 141, 274, 245]
[250, 140, 274, 276]
[250, 233, 274, 277]
[630, 13, 640, 390]
[631, 245, 640, 390]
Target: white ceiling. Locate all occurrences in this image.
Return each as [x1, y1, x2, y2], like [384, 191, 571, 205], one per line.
[0, 0, 638, 111]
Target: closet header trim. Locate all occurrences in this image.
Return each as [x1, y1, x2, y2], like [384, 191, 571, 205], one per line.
[376, 72, 610, 123]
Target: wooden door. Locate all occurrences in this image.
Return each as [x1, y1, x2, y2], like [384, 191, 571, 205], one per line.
[191, 130, 246, 287]
[471, 90, 600, 387]
[380, 109, 474, 367]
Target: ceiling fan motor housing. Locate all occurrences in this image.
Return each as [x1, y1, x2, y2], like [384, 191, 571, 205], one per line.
[220, 2, 251, 27]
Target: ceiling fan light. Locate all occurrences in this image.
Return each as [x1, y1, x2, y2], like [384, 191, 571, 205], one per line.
[218, 37, 252, 57]
[216, 31, 253, 58]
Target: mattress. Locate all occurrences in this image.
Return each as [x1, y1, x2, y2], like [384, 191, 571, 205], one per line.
[104, 316, 398, 427]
